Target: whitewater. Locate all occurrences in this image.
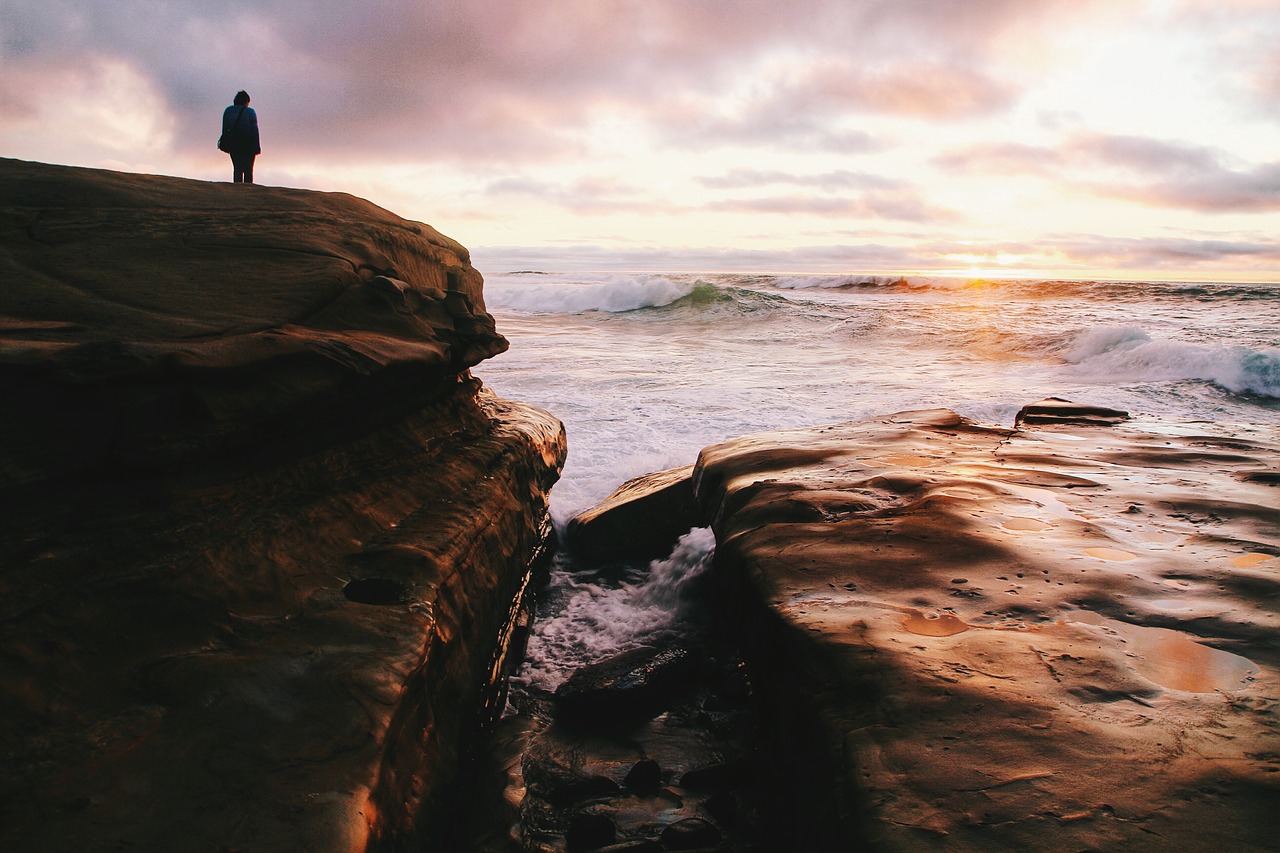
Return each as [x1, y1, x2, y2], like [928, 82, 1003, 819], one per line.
[474, 271, 1280, 699]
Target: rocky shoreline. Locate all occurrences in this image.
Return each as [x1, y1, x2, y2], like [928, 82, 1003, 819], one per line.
[0, 159, 565, 851]
[511, 402, 1278, 852]
[3, 160, 1276, 852]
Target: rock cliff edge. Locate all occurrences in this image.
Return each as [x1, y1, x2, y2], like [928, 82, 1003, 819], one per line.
[0, 159, 566, 852]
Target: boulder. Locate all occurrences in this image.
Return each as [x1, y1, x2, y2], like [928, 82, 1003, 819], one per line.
[566, 813, 617, 852]
[567, 464, 702, 563]
[678, 759, 752, 791]
[554, 643, 704, 726]
[696, 407, 1280, 851]
[659, 817, 723, 850]
[0, 159, 567, 852]
[624, 758, 664, 793]
[1014, 396, 1129, 426]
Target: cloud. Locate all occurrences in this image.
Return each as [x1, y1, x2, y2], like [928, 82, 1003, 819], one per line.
[662, 100, 882, 153]
[705, 193, 957, 224]
[938, 133, 1280, 212]
[782, 58, 1017, 119]
[471, 240, 935, 274]
[473, 230, 1280, 278]
[697, 169, 902, 191]
[1165, 0, 1280, 110]
[4, 0, 1277, 283]
[481, 167, 955, 224]
[935, 142, 1062, 176]
[1044, 233, 1280, 270]
[482, 173, 681, 215]
[1072, 135, 1280, 212]
[0, 53, 176, 163]
[0, 0, 1120, 164]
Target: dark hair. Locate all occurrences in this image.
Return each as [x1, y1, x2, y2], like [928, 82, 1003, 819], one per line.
[234, 90, 250, 106]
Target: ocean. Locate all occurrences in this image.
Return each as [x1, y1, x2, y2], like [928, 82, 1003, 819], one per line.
[473, 272, 1280, 699]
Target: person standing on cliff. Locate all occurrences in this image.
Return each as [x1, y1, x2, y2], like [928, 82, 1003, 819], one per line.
[220, 91, 261, 183]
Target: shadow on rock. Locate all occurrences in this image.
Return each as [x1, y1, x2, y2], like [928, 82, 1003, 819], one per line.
[553, 641, 706, 729]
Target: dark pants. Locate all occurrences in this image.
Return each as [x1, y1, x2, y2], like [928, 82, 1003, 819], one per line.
[230, 151, 256, 183]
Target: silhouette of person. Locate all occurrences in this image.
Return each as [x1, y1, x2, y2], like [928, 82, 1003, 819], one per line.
[221, 91, 261, 183]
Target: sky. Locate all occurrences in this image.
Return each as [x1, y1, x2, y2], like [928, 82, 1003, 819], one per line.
[2, 0, 1278, 282]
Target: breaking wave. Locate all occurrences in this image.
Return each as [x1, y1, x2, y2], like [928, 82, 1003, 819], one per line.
[754, 275, 1278, 302]
[1058, 326, 1280, 399]
[511, 528, 716, 694]
[486, 273, 695, 313]
[487, 274, 807, 320]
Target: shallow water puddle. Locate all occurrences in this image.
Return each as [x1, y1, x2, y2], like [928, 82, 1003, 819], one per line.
[883, 453, 936, 467]
[1001, 483, 1082, 520]
[1068, 611, 1257, 693]
[901, 610, 972, 636]
[1002, 516, 1052, 531]
[1084, 546, 1137, 561]
[1146, 598, 1215, 615]
[1231, 552, 1276, 568]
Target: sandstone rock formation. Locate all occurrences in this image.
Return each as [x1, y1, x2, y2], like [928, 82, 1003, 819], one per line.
[566, 464, 699, 564]
[1015, 396, 1130, 426]
[0, 159, 566, 851]
[695, 408, 1280, 851]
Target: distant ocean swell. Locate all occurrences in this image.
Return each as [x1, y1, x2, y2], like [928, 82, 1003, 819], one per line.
[488, 272, 1279, 312]
[487, 273, 693, 313]
[486, 273, 1279, 403]
[764, 275, 1278, 302]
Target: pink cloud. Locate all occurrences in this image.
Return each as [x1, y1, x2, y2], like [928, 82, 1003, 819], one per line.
[474, 232, 1280, 276]
[796, 59, 1017, 119]
[0, 0, 1120, 163]
[939, 134, 1280, 213]
[705, 192, 959, 224]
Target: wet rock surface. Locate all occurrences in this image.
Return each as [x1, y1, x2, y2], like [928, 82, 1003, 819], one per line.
[695, 408, 1280, 851]
[553, 642, 705, 726]
[469, 625, 762, 851]
[0, 160, 566, 852]
[567, 465, 700, 564]
[1015, 396, 1130, 426]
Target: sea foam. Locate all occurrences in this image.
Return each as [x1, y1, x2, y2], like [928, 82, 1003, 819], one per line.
[1062, 326, 1280, 398]
[486, 273, 694, 314]
[511, 527, 716, 694]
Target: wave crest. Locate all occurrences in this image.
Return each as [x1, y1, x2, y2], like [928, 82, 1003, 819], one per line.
[487, 274, 695, 314]
[511, 528, 716, 694]
[1061, 326, 1279, 399]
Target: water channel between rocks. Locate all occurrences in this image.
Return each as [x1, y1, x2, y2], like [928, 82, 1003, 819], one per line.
[462, 525, 765, 853]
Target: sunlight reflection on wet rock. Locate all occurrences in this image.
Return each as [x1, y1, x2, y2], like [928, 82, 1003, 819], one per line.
[1084, 546, 1138, 561]
[901, 609, 972, 636]
[1001, 516, 1052, 531]
[696, 407, 1280, 850]
[1066, 610, 1258, 693]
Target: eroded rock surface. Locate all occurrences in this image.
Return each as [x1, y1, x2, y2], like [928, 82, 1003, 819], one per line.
[553, 642, 705, 726]
[0, 159, 566, 852]
[567, 464, 699, 563]
[696, 408, 1280, 851]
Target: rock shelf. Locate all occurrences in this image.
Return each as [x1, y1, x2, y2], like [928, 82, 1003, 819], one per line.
[0, 159, 565, 852]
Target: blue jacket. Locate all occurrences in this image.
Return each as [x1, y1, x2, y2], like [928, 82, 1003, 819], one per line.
[222, 105, 260, 155]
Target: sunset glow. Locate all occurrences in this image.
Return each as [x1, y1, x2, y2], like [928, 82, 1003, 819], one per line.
[2, 0, 1277, 281]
